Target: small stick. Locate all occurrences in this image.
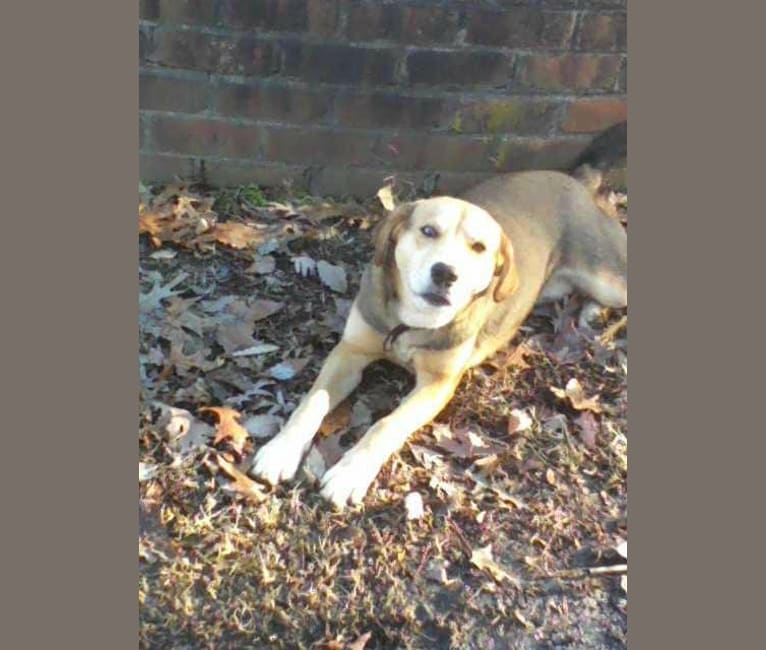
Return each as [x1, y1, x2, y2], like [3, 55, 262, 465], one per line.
[599, 315, 628, 344]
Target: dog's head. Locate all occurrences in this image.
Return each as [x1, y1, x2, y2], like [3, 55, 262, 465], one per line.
[373, 197, 518, 329]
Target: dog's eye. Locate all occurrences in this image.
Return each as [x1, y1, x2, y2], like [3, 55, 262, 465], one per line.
[420, 225, 438, 238]
[471, 242, 486, 253]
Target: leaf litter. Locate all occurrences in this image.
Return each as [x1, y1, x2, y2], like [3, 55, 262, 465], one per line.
[139, 181, 628, 649]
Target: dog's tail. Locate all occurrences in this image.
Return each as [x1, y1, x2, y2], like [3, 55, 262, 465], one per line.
[570, 121, 627, 194]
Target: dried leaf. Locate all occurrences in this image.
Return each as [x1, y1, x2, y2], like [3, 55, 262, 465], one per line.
[215, 453, 267, 502]
[139, 271, 188, 312]
[424, 558, 455, 585]
[301, 446, 328, 481]
[377, 184, 396, 211]
[470, 544, 518, 585]
[575, 411, 600, 448]
[404, 492, 425, 520]
[350, 401, 373, 429]
[408, 444, 445, 470]
[319, 400, 352, 436]
[231, 343, 280, 357]
[317, 260, 348, 294]
[268, 358, 309, 381]
[150, 249, 177, 260]
[245, 254, 276, 275]
[507, 408, 533, 434]
[551, 378, 603, 413]
[242, 299, 284, 323]
[139, 462, 159, 483]
[292, 255, 317, 277]
[200, 406, 250, 455]
[216, 322, 259, 355]
[243, 414, 283, 439]
[153, 402, 214, 453]
[347, 632, 373, 650]
[315, 432, 345, 468]
[209, 222, 263, 249]
[432, 424, 492, 460]
[545, 468, 557, 486]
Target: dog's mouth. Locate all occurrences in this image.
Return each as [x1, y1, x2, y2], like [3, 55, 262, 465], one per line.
[421, 292, 451, 307]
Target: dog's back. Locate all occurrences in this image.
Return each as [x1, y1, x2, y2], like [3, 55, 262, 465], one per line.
[459, 131, 627, 365]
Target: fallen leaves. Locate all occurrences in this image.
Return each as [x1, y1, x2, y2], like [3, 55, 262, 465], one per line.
[551, 378, 604, 414]
[201, 406, 250, 456]
[431, 423, 502, 460]
[244, 414, 284, 439]
[376, 184, 396, 211]
[470, 544, 519, 586]
[292, 255, 349, 294]
[317, 260, 348, 293]
[205, 221, 263, 249]
[268, 357, 310, 381]
[214, 453, 267, 502]
[404, 492, 425, 520]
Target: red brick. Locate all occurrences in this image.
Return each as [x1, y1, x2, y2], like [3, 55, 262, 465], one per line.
[407, 50, 510, 87]
[140, 0, 159, 21]
[400, 6, 459, 44]
[581, 0, 626, 7]
[466, 8, 575, 48]
[307, 0, 340, 37]
[260, 126, 380, 167]
[140, 152, 199, 184]
[281, 40, 398, 85]
[492, 137, 591, 173]
[384, 133, 497, 172]
[345, 4, 401, 42]
[345, 4, 458, 44]
[139, 27, 153, 63]
[516, 53, 622, 92]
[561, 99, 627, 134]
[221, 0, 308, 31]
[335, 91, 448, 130]
[618, 58, 627, 92]
[150, 31, 280, 75]
[308, 167, 491, 198]
[140, 72, 209, 114]
[151, 116, 260, 158]
[146, 0, 218, 25]
[449, 99, 558, 135]
[140, 153, 306, 189]
[203, 159, 307, 189]
[215, 82, 332, 124]
[578, 12, 627, 51]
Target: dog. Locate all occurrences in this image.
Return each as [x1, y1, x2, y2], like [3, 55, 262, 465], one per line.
[251, 122, 628, 509]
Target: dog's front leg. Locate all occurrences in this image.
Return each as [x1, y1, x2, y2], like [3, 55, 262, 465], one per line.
[319, 342, 473, 508]
[251, 340, 376, 485]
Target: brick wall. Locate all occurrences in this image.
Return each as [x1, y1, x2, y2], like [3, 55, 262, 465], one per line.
[139, 0, 627, 197]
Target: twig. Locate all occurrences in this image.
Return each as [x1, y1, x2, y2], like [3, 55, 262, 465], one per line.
[599, 315, 628, 344]
[586, 563, 627, 576]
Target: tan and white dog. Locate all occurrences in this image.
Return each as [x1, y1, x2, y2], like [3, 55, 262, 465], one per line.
[251, 124, 628, 509]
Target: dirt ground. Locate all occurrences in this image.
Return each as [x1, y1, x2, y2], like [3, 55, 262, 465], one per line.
[139, 181, 628, 649]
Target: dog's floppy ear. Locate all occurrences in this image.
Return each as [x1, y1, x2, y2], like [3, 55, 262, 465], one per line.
[373, 202, 417, 267]
[493, 232, 519, 302]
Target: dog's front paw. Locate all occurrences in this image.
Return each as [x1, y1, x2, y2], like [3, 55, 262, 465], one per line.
[251, 433, 308, 486]
[319, 449, 382, 509]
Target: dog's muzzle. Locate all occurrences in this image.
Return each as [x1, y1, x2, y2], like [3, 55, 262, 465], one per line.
[421, 263, 457, 306]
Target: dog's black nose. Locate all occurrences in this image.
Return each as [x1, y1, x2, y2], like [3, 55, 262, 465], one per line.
[431, 262, 458, 288]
